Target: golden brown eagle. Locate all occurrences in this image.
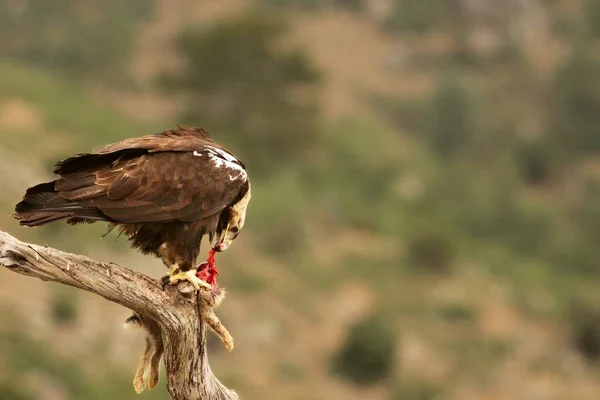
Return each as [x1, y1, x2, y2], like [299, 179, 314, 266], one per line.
[13, 125, 251, 290]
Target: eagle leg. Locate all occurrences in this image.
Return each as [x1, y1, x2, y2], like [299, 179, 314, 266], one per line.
[161, 268, 212, 291]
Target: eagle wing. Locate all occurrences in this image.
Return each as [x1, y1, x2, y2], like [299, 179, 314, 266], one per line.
[92, 125, 214, 155]
[52, 149, 247, 224]
[54, 125, 223, 174]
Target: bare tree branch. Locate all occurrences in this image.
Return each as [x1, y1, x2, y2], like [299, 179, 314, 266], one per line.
[0, 230, 239, 400]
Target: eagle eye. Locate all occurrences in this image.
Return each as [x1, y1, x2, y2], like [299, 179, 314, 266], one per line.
[230, 226, 239, 234]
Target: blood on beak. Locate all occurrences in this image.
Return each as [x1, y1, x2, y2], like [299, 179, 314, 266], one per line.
[213, 241, 230, 252]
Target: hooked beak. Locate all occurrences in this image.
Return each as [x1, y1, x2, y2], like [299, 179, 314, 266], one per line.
[213, 239, 231, 252]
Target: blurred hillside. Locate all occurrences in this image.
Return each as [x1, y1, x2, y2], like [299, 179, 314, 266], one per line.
[2, 1, 600, 399]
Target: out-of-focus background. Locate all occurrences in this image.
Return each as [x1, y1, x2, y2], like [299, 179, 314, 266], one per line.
[1, 1, 600, 399]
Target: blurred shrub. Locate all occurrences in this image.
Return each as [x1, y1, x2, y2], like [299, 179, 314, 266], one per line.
[304, 117, 402, 231]
[276, 359, 307, 382]
[548, 46, 600, 159]
[258, 216, 307, 260]
[247, 169, 310, 259]
[411, 164, 556, 260]
[514, 138, 555, 185]
[423, 72, 477, 161]
[390, 380, 441, 400]
[0, 63, 150, 149]
[0, 0, 154, 83]
[335, 0, 366, 13]
[264, 0, 364, 10]
[437, 302, 477, 323]
[384, 0, 446, 34]
[562, 180, 600, 275]
[583, 0, 600, 39]
[573, 318, 600, 362]
[0, 383, 32, 400]
[0, 329, 169, 399]
[161, 11, 321, 177]
[406, 231, 454, 274]
[372, 95, 428, 134]
[567, 300, 600, 362]
[332, 314, 396, 385]
[263, 0, 325, 9]
[572, 179, 600, 235]
[227, 268, 268, 293]
[464, 193, 554, 257]
[50, 289, 77, 326]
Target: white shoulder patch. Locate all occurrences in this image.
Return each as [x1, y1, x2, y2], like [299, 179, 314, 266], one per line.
[193, 147, 247, 181]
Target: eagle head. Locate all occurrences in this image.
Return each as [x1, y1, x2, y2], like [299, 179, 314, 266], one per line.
[213, 184, 251, 252]
[213, 217, 242, 252]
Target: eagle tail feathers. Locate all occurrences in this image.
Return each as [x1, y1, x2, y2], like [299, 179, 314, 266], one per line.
[13, 181, 106, 227]
[13, 212, 71, 227]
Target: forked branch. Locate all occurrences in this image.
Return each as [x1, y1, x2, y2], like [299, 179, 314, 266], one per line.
[0, 230, 238, 400]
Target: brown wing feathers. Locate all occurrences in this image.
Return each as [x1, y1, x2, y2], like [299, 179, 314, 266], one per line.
[106, 173, 141, 200]
[91, 125, 213, 155]
[13, 125, 245, 228]
[53, 126, 211, 175]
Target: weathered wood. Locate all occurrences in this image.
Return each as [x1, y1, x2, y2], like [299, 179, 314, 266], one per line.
[0, 230, 238, 400]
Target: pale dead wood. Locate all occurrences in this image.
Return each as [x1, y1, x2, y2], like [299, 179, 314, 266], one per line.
[0, 230, 239, 400]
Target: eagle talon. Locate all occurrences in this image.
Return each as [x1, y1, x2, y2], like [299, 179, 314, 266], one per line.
[166, 269, 212, 291]
[160, 275, 170, 290]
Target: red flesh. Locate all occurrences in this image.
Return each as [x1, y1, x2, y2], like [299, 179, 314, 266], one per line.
[196, 248, 219, 288]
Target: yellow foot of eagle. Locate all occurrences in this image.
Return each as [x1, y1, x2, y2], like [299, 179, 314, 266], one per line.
[161, 269, 211, 290]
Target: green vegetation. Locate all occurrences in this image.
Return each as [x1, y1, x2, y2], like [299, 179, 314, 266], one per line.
[583, 0, 600, 39]
[336, 0, 366, 13]
[424, 72, 477, 161]
[332, 314, 396, 385]
[263, 0, 325, 9]
[160, 11, 321, 177]
[390, 380, 441, 400]
[436, 302, 477, 323]
[0, 0, 155, 84]
[276, 359, 307, 382]
[548, 47, 600, 159]
[0, 382, 32, 400]
[568, 300, 600, 362]
[405, 231, 455, 274]
[305, 116, 405, 231]
[50, 288, 78, 326]
[384, 0, 447, 34]
[0, 328, 168, 400]
[227, 267, 269, 293]
[514, 138, 554, 185]
[0, 62, 151, 155]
